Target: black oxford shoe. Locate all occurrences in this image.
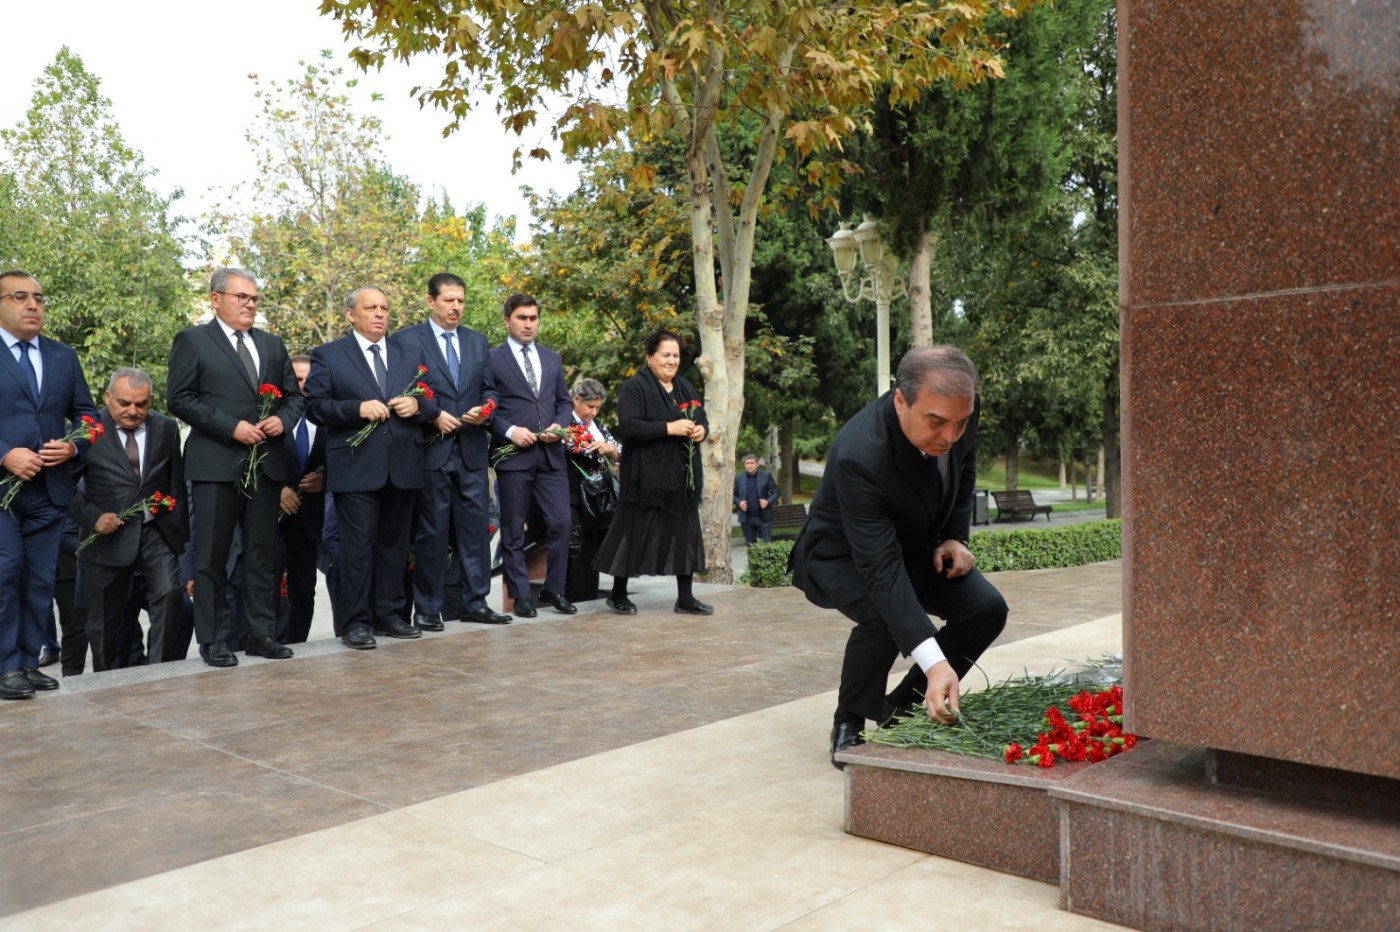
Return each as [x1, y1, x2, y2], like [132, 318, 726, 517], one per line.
[341, 626, 377, 650]
[830, 720, 866, 771]
[538, 589, 577, 615]
[512, 598, 537, 619]
[374, 619, 422, 639]
[0, 669, 35, 700]
[246, 636, 293, 659]
[461, 607, 512, 625]
[202, 641, 239, 668]
[414, 612, 444, 632]
[22, 668, 59, 690]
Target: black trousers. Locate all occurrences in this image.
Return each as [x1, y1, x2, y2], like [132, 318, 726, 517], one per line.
[82, 524, 182, 672]
[191, 479, 280, 645]
[332, 484, 416, 636]
[836, 567, 1008, 724]
[274, 507, 320, 644]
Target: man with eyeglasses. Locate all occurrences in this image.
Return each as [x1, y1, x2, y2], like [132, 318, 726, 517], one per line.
[0, 270, 98, 698]
[167, 268, 303, 668]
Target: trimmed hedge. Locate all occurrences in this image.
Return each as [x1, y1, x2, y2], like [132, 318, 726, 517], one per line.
[743, 540, 795, 588]
[970, 519, 1121, 572]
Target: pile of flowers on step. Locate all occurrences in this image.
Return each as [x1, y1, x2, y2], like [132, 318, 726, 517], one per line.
[865, 661, 1139, 769]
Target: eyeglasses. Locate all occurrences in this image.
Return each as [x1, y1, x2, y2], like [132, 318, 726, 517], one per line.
[0, 291, 46, 306]
[216, 291, 260, 306]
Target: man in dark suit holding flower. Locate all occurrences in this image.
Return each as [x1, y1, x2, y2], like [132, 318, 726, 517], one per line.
[167, 268, 303, 667]
[306, 286, 439, 650]
[0, 270, 98, 698]
[70, 368, 187, 670]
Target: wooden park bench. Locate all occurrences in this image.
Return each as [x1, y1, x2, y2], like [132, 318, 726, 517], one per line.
[769, 503, 809, 538]
[991, 489, 1053, 522]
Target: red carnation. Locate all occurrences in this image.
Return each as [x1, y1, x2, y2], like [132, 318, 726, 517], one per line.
[1004, 743, 1024, 764]
[417, 382, 435, 400]
[259, 383, 282, 398]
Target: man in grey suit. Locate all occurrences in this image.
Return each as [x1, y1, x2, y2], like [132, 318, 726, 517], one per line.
[70, 368, 187, 671]
[167, 268, 304, 667]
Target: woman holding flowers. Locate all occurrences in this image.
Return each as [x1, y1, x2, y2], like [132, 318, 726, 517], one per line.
[594, 330, 711, 615]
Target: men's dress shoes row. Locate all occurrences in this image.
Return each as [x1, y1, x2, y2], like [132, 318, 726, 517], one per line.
[0, 669, 36, 699]
[538, 589, 577, 615]
[511, 598, 537, 619]
[202, 642, 239, 667]
[414, 612, 444, 632]
[246, 636, 293, 659]
[341, 626, 377, 650]
[606, 595, 638, 615]
[374, 619, 421, 639]
[461, 607, 512, 625]
[674, 599, 714, 615]
[830, 720, 866, 771]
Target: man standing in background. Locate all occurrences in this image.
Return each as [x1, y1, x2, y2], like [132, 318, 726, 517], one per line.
[733, 453, 779, 545]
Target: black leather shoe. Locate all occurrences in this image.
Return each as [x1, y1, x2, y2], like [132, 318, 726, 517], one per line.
[512, 598, 537, 619]
[202, 641, 239, 667]
[22, 668, 59, 690]
[460, 607, 512, 625]
[606, 595, 638, 615]
[246, 636, 293, 659]
[341, 626, 377, 650]
[539, 589, 577, 615]
[414, 612, 444, 632]
[831, 720, 866, 770]
[674, 599, 714, 615]
[0, 669, 36, 699]
[37, 648, 58, 668]
[373, 619, 422, 639]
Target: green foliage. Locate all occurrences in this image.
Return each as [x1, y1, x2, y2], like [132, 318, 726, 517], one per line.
[0, 48, 190, 402]
[970, 519, 1120, 572]
[742, 541, 795, 588]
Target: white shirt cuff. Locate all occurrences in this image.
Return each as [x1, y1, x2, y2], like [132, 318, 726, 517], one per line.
[911, 637, 946, 673]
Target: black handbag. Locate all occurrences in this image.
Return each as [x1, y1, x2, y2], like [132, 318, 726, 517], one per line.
[578, 464, 620, 528]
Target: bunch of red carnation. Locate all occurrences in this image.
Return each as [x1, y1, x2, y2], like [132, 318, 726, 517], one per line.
[1004, 685, 1138, 768]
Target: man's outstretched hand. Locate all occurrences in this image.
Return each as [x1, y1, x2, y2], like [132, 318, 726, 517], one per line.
[924, 660, 961, 725]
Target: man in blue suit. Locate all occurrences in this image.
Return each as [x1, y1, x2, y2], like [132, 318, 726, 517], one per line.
[733, 454, 780, 545]
[399, 273, 510, 629]
[274, 355, 326, 644]
[0, 270, 98, 698]
[306, 286, 439, 650]
[487, 293, 575, 618]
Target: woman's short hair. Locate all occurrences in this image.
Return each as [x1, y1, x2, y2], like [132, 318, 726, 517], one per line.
[644, 329, 682, 357]
[571, 378, 607, 402]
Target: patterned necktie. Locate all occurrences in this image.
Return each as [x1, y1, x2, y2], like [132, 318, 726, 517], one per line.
[295, 417, 310, 471]
[17, 341, 40, 400]
[234, 330, 258, 387]
[521, 344, 539, 398]
[124, 428, 141, 477]
[369, 343, 389, 397]
[442, 332, 460, 389]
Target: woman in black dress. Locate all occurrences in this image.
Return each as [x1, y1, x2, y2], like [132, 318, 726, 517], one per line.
[594, 330, 712, 615]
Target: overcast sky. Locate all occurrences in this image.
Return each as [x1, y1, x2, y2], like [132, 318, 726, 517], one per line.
[2, 1, 582, 244]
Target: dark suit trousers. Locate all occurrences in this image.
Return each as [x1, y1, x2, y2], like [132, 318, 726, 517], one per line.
[55, 548, 89, 674]
[191, 479, 280, 645]
[497, 463, 569, 600]
[332, 485, 416, 635]
[414, 445, 492, 615]
[82, 523, 182, 671]
[739, 511, 773, 545]
[836, 567, 1008, 723]
[0, 483, 64, 672]
[274, 507, 320, 643]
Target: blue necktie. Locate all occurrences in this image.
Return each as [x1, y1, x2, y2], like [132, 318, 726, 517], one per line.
[17, 341, 40, 401]
[295, 417, 310, 471]
[442, 332, 461, 389]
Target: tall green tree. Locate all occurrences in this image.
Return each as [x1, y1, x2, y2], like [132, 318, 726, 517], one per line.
[321, 0, 1042, 582]
[0, 48, 190, 400]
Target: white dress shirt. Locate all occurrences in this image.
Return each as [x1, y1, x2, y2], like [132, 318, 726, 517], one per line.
[2, 329, 43, 391]
[214, 318, 260, 376]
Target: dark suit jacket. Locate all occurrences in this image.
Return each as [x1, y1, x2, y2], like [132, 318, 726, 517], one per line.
[281, 414, 327, 542]
[790, 392, 980, 655]
[0, 334, 97, 506]
[733, 469, 779, 518]
[166, 321, 304, 483]
[487, 340, 573, 472]
[398, 321, 497, 471]
[69, 410, 187, 566]
[304, 334, 439, 493]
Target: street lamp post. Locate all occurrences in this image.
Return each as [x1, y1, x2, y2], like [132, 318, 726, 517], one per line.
[826, 218, 907, 396]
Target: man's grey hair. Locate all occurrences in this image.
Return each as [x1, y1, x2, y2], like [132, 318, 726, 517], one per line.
[345, 286, 385, 310]
[210, 267, 257, 294]
[108, 367, 153, 394]
[571, 378, 607, 403]
[895, 345, 979, 400]
[743, 453, 759, 462]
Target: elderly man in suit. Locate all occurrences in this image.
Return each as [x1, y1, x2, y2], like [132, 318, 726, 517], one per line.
[733, 454, 780, 545]
[167, 267, 303, 667]
[400, 272, 509, 630]
[487, 293, 575, 618]
[306, 286, 439, 650]
[790, 346, 1008, 768]
[0, 270, 98, 698]
[70, 368, 187, 671]
[273, 354, 326, 644]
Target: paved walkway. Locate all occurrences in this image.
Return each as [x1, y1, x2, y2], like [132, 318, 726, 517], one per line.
[1, 562, 1123, 929]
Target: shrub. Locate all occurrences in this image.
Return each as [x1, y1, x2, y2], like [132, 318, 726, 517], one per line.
[743, 540, 795, 587]
[970, 519, 1122, 572]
